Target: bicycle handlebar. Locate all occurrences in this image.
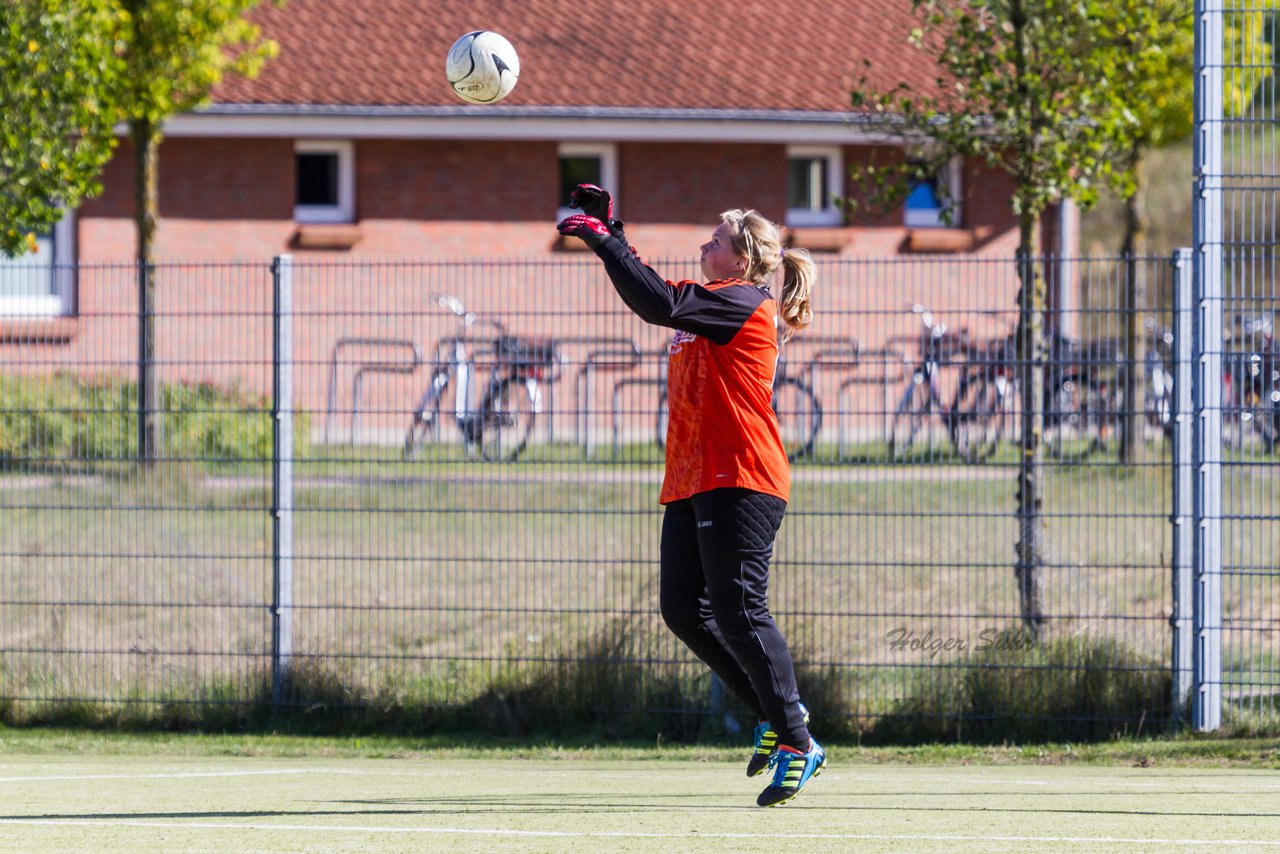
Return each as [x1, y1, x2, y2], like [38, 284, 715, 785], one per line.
[433, 293, 507, 335]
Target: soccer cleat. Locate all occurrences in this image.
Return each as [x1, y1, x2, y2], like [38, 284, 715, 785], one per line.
[756, 738, 826, 807]
[746, 702, 809, 778]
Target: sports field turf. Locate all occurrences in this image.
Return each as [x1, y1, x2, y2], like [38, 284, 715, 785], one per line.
[4, 740, 1280, 852]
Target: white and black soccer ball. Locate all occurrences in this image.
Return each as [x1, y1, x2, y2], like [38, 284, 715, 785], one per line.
[445, 30, 520, 105]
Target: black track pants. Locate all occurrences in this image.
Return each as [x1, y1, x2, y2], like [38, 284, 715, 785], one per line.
[659, 487, 811, 748]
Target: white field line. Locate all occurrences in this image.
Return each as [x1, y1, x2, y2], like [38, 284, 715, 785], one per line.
[7, 767, 1274, 790]
[837, 771, 1280, 791]
[1, 819, 1279, 846]
[0, 769, 376, 784]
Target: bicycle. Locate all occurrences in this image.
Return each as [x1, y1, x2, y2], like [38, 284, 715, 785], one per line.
[887, 304, 974, 461]
[1143, 319, 1175, 439]
[772, 351, 822, 461]
[1222, 313, 1279, 454]
[403, 295, 562, 462]
[652, 339, 822, 462]
[1095, 315, 1280, 455]
[946, 319, 1122, 463]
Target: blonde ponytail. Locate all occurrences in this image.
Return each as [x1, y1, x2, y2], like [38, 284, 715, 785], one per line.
[718, 208, 817, 343]
[776, 249, 815, 343]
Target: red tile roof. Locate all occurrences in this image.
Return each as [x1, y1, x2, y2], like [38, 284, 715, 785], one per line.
[213, 0, 941, 113]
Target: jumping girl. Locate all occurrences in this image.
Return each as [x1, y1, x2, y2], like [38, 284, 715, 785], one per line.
[557, 185, 824, 807]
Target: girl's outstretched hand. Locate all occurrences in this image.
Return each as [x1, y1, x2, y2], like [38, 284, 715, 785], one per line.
[568, 183, 613, 222]
[557, 213, 610, 248]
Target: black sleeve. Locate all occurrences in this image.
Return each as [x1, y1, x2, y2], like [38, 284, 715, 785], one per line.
[592, 233, 763, 346]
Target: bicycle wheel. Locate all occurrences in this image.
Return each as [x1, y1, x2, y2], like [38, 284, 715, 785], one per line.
[1146, 383, 1174, 438]
[1225, 389, 1278, 454]
[1044, 375, 1112, 462]
[888, 378, 929, 461]
[404, 368, 453, 460]
[772, 377, 821, 461]
[1087, 379, 1120, 457]
[949, 372, 1006, 463]
[403, 392, 438, 460]
[475, 376, 538, 462]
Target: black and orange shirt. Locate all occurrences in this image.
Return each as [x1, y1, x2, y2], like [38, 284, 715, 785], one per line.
[594, 233, 790, 505]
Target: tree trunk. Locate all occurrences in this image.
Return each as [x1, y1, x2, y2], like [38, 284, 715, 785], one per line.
[1120, 155, 1149, 464]
[1015, 215, 1046, 635]
[133, 117, 160, 464]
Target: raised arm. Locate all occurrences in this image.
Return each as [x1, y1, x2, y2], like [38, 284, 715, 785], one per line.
[558, 208, 760, 345]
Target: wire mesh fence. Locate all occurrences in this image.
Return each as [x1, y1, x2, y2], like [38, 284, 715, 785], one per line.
[5, 251, 1258, 740]
[1200, 0, 1280, 730]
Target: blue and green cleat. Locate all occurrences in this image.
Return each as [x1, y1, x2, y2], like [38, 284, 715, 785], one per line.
[756, 738, 826, 807]
[746, 702, 809, 778]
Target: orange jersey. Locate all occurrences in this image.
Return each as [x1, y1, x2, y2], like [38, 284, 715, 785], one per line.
[593, 235, 790, 504]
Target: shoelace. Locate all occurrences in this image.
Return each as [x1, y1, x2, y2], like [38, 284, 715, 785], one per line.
[766, 749, 791, 779]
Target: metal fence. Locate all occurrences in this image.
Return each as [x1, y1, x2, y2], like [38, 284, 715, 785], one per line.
[1193, 0, 1280, 732]
[7, 249, 1272, 739]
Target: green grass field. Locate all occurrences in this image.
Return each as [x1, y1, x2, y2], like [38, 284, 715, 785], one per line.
[3, 731, 1280, 852]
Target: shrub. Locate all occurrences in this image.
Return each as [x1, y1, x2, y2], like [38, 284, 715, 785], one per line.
[0, 373, 309, 466]
[450, 609, 715, 741]
[866, 628, 1174, 744]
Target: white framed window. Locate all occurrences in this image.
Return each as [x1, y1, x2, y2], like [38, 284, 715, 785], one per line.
[294, 140, 355, 224]
[785, 146, 843, 228]
[904, 156, 963, 228]
[556, 143, 618, 221]
[0, 212, 75, 316]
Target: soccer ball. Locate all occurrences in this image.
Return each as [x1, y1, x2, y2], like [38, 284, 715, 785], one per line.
[445, 30, 520, 105]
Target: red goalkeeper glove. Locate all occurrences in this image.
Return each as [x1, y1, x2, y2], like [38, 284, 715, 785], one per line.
[568, 183, 613, 222]
[557, 213, 611, 248]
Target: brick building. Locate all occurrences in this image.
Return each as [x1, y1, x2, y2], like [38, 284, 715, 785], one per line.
[3, 0, 1077, 444]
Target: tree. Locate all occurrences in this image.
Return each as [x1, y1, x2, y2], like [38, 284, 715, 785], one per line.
[1106, 2, 1270, 463]
[0, 0, 124, 257]
[115, 0, 279, 461]
[849, 0, 1142, 634]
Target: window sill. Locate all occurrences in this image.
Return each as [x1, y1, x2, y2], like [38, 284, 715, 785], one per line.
[785, 227, 852, 253]
[0, 316, 78, 344]
[906, 228, 973, 254]
[290, 224, 362, 251]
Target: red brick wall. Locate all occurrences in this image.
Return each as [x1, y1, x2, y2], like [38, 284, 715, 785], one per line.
[620, 142, 788, 225]
[359, 139, 559, 221]
[4, 135, 1038, 442]
[74, 136, 1026, 263]
[81, 137, 295, 221]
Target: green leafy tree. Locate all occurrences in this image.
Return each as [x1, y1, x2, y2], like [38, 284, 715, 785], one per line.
[114, 0, 279, 460]
[849, 0, 1142, 633]
[1107, 1, 1270, 463]
[0, 0, 125, 257]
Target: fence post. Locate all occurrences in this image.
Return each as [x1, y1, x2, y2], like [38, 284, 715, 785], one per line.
[271, 254, 295, 708]
[1170, 249, 1194, 724]
[1192, 0, 1223, 732]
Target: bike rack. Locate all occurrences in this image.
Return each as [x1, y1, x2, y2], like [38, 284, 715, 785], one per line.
[324, 337, 423, 445]
[610, 347, 669, 458]
[777, 336, 859, 459]
[794, 336, 862, 389]
[835, 348, 908, 459]
[560, 337, 642, 457]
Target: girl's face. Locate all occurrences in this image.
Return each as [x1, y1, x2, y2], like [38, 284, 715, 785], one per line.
[699, 222, 746, 281]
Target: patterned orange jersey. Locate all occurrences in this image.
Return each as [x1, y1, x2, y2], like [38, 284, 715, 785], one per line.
[594, 236, 790, 504]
